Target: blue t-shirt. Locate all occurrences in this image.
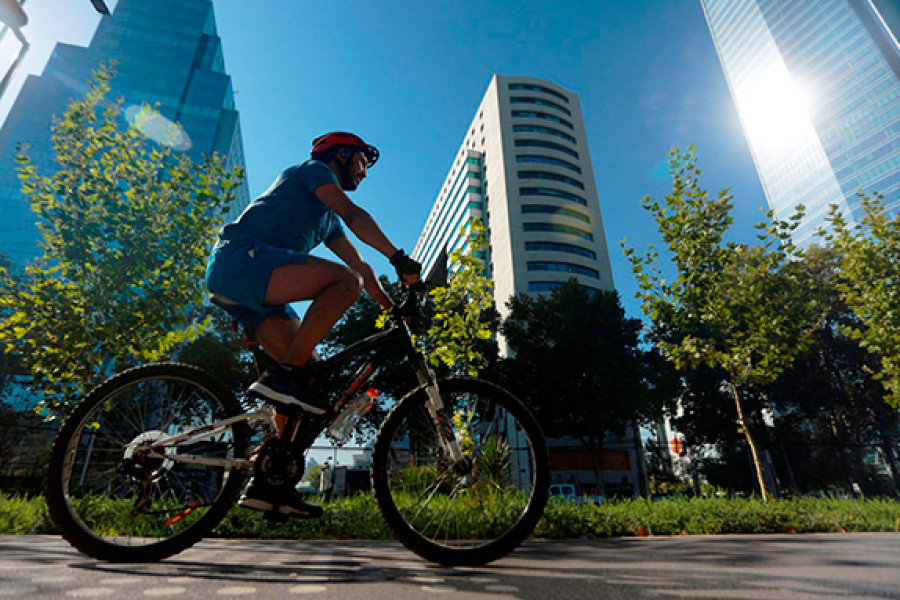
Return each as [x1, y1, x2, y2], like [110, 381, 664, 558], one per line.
[221, 159, 346, 252]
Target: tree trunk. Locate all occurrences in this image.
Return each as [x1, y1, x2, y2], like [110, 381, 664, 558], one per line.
[730, 382, 770, 500]
[778, 438, 799, 494]
[587, 437, 607, 497]
[633, 422, 650, 498]
[880, 434, 900, 493]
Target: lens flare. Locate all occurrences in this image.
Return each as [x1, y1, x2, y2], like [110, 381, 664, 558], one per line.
[735, 66, 813, 150]
[125, 104, 192, 151]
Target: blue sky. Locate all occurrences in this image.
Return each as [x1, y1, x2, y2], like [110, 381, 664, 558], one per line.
[2, 0, 769, 321]
[1, 0, 778, 464]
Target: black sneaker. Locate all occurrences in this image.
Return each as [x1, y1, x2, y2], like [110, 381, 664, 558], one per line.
[238, 478, 324, 519]
[248, 365, 330, 415]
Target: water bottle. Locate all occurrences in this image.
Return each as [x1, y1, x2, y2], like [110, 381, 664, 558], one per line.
[328, 388, 376, 443]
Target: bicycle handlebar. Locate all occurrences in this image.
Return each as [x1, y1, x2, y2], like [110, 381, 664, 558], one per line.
[391, 281, 429, 323]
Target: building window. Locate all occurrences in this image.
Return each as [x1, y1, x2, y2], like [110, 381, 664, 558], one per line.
[508, 82, 569, 103]
[528, 261, 599, 278]
[514, 139, 578, 158]
[519, 187, 586, 205]
[523, 222, 593, 240]
[512, 124, 576, 144]
[516, 155, 581, 173]
[522, 204, 590, 223]
[528, 281, 599, 295]
[525, 241, 596, 259]
[510, 96, 572, 116]
[511, 110, 574, 130]
[518, 171, 584, 189]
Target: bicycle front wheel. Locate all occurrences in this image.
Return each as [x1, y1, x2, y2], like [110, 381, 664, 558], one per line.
[45, 363, 251, 562]
[372, 377, 550, 566]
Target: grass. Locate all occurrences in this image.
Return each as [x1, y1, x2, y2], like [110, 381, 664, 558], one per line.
[3, 490, 898, 539]
[534, 495, 900, 538]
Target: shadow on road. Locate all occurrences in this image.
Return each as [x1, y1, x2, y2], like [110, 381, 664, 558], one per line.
[2, 534, 898, 599]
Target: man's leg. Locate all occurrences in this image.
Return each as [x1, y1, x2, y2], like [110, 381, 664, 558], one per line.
[239, 258, 361, 518]
[255, 256, 362, 366]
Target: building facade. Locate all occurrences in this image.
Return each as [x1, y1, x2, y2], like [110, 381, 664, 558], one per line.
[412, 74, 615, 315]
[412, 75, 643, 497]
[0, 0, 249, 268]
[0, 0, 249, 484]
[702, 0, 900, 246]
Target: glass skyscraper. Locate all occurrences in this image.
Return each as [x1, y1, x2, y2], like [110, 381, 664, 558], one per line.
[702, 0, 900, 246]
[0, 0, 249, 268]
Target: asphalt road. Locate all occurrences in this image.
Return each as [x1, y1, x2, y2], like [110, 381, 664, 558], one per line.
[1, 533, 898, 599]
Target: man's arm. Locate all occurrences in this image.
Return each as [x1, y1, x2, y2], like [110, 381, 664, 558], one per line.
[314, 183, 398, 258]
[326, 236, 393, 310]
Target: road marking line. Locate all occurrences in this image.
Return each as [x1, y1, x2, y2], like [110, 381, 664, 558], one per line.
[288, 585, 328, 594]
[144, 588, 186, 596]
[215, 587, 257, 595]
[66, 589, 116, 597]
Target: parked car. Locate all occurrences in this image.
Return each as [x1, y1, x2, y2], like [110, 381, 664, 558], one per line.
[549, 483, 605, 505]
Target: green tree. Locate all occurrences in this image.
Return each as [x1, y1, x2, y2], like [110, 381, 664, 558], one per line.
[824, 193, 900, 406]
[0, 65, 244, 415]
[423, 218, 498, 376]
[321, 276, 417, 441]
[623, 147, 822, 500]
[498, 280, 653, 496]
[176, 306, 257, 397]
[324, 220, 496, 442]
[766, 244, 900, 494]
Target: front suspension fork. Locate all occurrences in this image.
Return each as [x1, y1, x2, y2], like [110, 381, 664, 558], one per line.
[413, 359, 464, 464]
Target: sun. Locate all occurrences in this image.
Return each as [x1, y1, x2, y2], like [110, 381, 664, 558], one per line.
[735, 66, 814, 150]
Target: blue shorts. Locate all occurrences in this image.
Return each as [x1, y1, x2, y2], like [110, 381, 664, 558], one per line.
[205, 233, 305, 327]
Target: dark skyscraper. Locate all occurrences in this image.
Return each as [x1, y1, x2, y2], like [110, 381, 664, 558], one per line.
[0, 0, 249, 267]
[702, 0, 900, 246]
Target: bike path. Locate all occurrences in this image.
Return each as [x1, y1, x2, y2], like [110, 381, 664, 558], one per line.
[1, 533, 898, 599]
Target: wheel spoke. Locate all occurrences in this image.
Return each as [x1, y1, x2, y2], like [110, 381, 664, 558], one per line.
[46, 364, 249, 560]
[373, 378, 549, 565]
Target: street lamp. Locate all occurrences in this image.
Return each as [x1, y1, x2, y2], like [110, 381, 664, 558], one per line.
[90, 0, 109, 15]
[0, 0, 26, 30]
[0, 0, 28, 101]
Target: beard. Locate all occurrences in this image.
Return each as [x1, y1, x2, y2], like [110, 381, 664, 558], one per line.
[339, 160, 359, 191]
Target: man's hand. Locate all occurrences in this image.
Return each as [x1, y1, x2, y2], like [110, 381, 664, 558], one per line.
[390, 250, 421, 285]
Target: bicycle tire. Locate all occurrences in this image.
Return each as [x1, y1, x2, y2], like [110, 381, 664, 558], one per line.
[371, 377, 549, 566]
[45, 362, 251, 562]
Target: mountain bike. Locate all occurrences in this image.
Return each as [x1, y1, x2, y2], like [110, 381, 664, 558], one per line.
[44, 283, 550, 566]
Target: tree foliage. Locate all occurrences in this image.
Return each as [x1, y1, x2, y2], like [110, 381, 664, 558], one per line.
[764, 244, 900, 494]
[623, 147, 823, 499]
[825, 193, 900, 406]
[324, 276, 416, 401]
[422, 219, 498, 376]
[0, 65, 244, 415]
[176, 307, 257, 397]
[498, 280, 656, 493]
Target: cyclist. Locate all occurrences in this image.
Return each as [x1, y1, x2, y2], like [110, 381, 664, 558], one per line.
[205, 131, 421, 517]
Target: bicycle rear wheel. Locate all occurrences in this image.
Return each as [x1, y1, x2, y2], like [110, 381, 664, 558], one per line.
[371, 377, 549, 566]
[45, 363, 251, 562]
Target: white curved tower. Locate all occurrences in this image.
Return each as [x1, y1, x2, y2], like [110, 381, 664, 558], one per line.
[413, 74, 614, 320]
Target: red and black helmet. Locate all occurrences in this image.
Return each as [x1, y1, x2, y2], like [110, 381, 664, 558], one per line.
[310, 131, 379, 168]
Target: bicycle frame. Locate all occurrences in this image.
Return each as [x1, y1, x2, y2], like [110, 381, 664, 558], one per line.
[144, 304, 464, 468]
